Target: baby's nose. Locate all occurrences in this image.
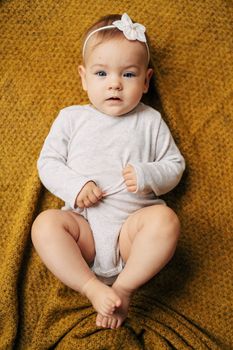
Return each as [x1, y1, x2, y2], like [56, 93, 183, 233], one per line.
[108, 77, 122, 90]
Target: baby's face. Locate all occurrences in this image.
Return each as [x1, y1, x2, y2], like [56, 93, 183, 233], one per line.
[79, 37, 153, 116]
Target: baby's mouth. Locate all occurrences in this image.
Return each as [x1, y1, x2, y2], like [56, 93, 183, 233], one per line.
[106, 97, 122, 101]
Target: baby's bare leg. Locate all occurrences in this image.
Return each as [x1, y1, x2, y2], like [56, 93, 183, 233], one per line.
[31, 209, 121, 316]
[96, 205, 180, 328]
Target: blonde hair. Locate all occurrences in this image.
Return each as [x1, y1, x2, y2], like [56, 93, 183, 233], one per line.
[82, 14, 123, 46]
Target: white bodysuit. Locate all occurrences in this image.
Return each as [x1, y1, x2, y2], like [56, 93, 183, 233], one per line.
[38, 103, 185, 281]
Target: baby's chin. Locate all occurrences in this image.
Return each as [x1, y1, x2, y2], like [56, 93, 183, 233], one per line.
[95, 103, 139, 117]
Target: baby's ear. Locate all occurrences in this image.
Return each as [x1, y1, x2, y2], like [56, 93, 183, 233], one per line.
[144, 68, 153, 93]
[78, 65, 87, 91]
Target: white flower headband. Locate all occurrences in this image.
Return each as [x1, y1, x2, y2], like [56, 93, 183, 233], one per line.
[82, 13, 150, 62]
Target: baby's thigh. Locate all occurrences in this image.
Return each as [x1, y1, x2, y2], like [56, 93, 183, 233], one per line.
[118, 204, 179, 261]
[32, 209, 95, 264]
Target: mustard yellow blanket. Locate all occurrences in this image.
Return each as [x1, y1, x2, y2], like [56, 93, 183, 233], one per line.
[1, 1, 232, 349]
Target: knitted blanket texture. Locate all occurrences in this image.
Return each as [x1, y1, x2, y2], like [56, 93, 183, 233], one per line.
[1, 0, 233, 349]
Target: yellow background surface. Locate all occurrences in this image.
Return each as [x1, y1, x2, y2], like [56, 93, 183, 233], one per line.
[0, 1, 232, 349]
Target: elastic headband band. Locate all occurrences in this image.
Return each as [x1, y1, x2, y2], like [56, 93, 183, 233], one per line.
[82, 13, 150, 62]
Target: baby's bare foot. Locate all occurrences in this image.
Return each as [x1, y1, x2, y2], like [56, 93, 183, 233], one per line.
[96, 313, 118, 329]
[82, 277, 121, 316]
[96, 282, 133, 329]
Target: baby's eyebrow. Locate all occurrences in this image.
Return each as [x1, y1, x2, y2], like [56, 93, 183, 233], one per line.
[123, 65, 140, 70]
[90, 64, 140, 71]
[90, 64, 107, 69]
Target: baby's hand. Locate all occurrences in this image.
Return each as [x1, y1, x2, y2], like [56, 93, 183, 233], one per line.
[122, 164, 137, 192]
[75, 181, 104, 208]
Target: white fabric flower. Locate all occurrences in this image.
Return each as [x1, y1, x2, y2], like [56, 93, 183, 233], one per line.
[113, 13, 147, 43]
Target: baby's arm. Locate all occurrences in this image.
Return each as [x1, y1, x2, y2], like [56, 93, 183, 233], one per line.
[37, 110, 95, 208]
[124, 118, 185, 196]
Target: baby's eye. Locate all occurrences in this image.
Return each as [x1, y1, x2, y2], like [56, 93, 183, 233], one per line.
[123, 72, 136, 78]
[95, 71, 107, 77]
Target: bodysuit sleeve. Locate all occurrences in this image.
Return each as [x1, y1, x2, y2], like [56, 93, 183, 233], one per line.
[37, 110, 92, 208]
[131, 118, 185, 196]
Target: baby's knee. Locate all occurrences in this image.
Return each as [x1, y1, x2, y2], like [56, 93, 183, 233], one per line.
[31, 209, 59, 241]
[164, 208, 180, 240]
[157, 206, 180, 242]
[144, 205, 180, 240]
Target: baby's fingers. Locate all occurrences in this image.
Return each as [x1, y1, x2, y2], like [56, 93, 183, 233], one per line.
[83, 198, 92, 207]
[92, 186, 103, 200]
[88, 189, 102, 205]
[126, 185, 137, 192]
[125, 179, 137, 192]
[124, 178, 136, 187]
[123, 173, 134, 181]
[122, 164, 134, 176]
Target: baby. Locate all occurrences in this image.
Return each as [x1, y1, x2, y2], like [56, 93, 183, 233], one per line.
[31, 13, 185, 329]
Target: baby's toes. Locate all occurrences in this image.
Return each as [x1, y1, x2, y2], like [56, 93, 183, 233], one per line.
[101, 316, 109, 328]
[96, 313, 103, 327]
[110, 317, 118, 329]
